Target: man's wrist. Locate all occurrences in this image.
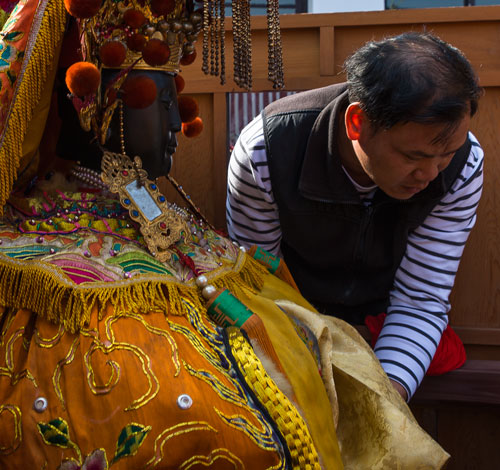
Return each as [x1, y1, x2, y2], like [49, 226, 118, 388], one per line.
[389, 379, 408, 401]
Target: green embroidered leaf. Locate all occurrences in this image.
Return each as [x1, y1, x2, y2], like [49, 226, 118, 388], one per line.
[111, 423, 151, 464]
[37, 418, 72, 448]
[3, 31, 24, 43]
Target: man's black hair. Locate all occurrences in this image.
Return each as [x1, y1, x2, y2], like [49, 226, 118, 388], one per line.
[344, 32, 482, 140]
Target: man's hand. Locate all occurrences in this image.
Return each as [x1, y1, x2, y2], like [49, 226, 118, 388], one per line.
[390, 379, 408, 401]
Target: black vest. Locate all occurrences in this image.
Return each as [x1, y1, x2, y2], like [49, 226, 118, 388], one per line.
[262, 83, 470, 322]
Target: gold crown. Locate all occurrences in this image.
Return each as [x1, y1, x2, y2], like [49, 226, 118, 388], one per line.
[71, 0, 202, 73]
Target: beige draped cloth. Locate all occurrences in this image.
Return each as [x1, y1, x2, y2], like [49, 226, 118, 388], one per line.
[275, 298, 450, 469]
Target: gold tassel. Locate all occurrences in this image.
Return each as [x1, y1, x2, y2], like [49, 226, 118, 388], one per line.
[0, 0, 66, 214]
[0, 253, 267, 333]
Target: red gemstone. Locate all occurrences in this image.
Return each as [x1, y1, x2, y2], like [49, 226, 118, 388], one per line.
[159, 222, 167, 229]
[122, 170, 129, 176]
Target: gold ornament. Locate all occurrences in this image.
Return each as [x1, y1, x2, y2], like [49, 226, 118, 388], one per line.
[101, 152, 188, 262]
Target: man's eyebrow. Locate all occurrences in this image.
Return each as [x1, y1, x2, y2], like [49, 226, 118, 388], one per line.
[405, 145, 463, 159]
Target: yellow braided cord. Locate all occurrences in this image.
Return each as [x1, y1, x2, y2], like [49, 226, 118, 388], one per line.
[0, 0, 66, 214]
[228, 328, 322, 470]
[0, 253, 266, 332]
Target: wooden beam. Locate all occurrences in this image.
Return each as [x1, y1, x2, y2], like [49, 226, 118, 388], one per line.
[320, 26, 335, 76]
[413, 360, 500, 405]
[454, 327, 500, 346]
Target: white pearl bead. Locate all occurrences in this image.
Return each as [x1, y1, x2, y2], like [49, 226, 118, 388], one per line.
[195, 275, 208, 287]
[201, 285, 216, 299]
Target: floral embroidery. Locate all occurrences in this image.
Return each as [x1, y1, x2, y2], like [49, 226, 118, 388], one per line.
[37, 418, 151, 469]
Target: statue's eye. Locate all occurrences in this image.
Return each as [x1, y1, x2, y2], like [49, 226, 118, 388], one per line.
[160, 89, 173, 109]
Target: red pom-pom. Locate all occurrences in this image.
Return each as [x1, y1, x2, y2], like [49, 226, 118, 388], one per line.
[121, 75, 157, 109]
[182, 117, 203, 137]
[142, 39, 170, 67]
[180, 49, 197, 66]
[123, 9, 146, 28]
[64, 0, 101, 18]
[100, 40, 127, 67]
[174, 74, 185, 93]
[127, 33, 147, 52]
[177, 95, 199, 123]
[150, 0, 175, 17]
[65, 62, 101, 97]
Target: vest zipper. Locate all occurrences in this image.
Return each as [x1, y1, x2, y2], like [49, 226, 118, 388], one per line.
[355, 205, 374, 263]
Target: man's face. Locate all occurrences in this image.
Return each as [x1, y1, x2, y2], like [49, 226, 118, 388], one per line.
[349, 108, 471, 200]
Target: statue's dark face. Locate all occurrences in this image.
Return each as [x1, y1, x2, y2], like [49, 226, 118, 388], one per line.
[105, 69, 182, 179]
[56, 69, 181, 179]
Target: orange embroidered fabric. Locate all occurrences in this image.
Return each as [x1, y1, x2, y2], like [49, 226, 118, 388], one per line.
[0, 302, 289, 468]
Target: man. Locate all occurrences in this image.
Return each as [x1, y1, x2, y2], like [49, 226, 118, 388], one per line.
[226, 32, 484, 401]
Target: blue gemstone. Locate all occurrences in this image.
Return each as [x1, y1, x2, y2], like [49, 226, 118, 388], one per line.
[124, 199, 131, 205]
[159, 196, 165, 202]
[150, 184, 157, 190]
[132, 210, 139, 217]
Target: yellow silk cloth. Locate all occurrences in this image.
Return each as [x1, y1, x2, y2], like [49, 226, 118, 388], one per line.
[257, 274, 450, 470]
[0, 272, 344, 469]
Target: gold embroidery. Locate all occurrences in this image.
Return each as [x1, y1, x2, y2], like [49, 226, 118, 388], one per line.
[214, 409, 279, 451]
[167, 320, 228, 376]
[85, 338, 160, 411]
[52, 337, 80, 409]
[145, 421, 217, 468]
[84, 342, 121, 395]
[34, 324, 65, 348]
[0, 405, 22, 454]
[0, 309, 16, 348]
[183, 362, 246, 407]
[108, 311, 181, 376]
[1, 327, 37, 387]
[179, 449, 244, 470]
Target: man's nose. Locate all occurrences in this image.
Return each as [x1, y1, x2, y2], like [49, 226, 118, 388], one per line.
[413, 158, 441, 182]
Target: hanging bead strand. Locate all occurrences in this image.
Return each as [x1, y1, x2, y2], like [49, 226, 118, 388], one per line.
[219, 0, 225, 85]
[202, 0, 210, 74]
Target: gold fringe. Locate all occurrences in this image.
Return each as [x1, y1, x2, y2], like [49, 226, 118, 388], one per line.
[0, 0, 66, 214]
[0, 254, 267, 333]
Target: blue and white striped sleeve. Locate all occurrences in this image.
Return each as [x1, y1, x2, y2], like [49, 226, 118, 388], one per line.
[226, 114, 282, 255]
[375, 132, 484, 399]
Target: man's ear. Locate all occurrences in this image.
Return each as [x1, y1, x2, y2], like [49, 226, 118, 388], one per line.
[345, 103, 366, 141]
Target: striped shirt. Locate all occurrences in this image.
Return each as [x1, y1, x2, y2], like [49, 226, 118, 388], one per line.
[226, 113, 484, 399]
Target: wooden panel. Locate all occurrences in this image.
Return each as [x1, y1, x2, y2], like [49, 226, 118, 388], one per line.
[449, 87, 500, 331]
[212, 92, 228, 229]
[319, 26, 335, 76]
[411, 402, 500, 470]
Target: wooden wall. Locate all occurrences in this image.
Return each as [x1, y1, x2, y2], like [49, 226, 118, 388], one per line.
[163, 4, 500, 360]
